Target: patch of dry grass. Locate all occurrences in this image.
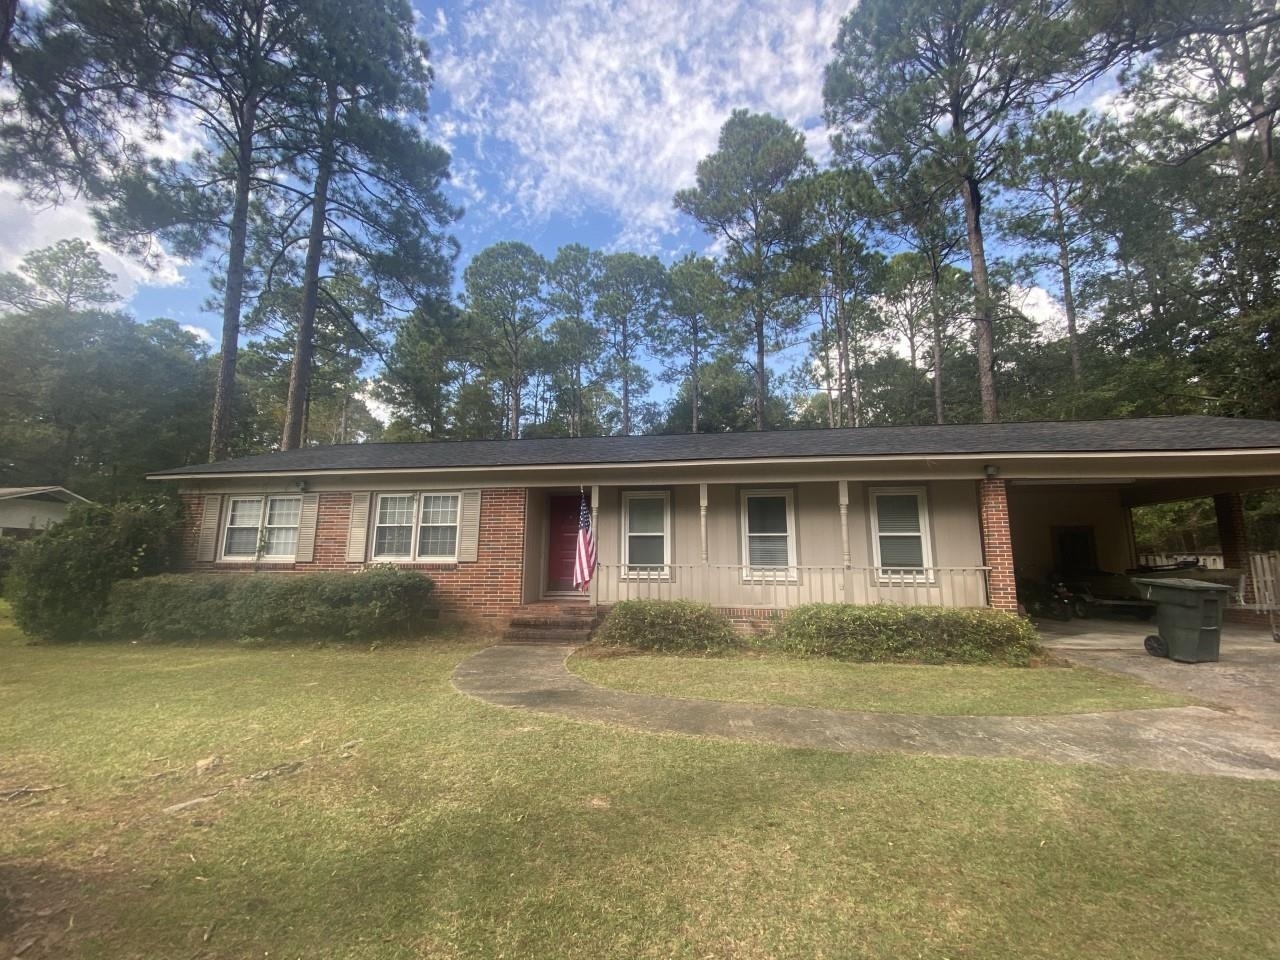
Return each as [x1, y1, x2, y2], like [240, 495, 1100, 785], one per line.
[569, 648, 1192, 715]
[0, 609, 1275, 960]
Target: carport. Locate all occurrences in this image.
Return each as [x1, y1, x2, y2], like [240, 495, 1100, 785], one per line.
[1006, 475, 1279, 608]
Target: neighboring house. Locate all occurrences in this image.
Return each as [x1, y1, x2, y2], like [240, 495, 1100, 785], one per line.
[0, 486, 91, 537]
[149, 416, 1280, 622]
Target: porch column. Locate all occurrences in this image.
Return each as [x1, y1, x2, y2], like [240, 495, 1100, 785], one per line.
[1214, 492, 1253, 602]
[699, 483, 709, 563]
[978, 477, 1018, 612]
[838, 479, 850, 567]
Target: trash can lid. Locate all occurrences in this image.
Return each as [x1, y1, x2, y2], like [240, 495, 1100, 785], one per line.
[1130, 577, 1233, 592]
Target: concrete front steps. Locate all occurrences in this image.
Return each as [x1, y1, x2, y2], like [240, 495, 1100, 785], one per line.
[501, 601, 602, 643]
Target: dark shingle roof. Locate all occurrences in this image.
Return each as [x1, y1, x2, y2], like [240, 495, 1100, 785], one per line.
[150, 416, 1280, 478]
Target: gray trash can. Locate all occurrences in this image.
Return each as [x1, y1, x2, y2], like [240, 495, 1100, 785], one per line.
[1131, 577, 1232, 663]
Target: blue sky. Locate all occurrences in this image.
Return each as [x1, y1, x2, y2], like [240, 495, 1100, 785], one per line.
[0, 0, 852, 346]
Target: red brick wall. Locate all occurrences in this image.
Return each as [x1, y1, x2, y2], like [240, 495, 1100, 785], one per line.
[978, 478, 1018, 612]
[1214, 492, 1253, 603]
[176, 493, 205, 569]
[174, 488, 527, 621]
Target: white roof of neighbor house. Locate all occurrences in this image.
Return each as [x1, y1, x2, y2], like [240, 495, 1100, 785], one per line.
[0, 486, 92, 504]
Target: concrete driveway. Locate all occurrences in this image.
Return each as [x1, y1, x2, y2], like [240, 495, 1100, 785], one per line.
[1038, 617, 1280, 729]
[454, 641, 1280, 779]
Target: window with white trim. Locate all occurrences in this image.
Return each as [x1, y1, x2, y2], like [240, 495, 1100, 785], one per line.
[621, 491, 670, 574]
[741, 489, 796, 574]
[870, 487, 932, 578]
[222, 495, 302, 559]
[371, 492, 461, 561]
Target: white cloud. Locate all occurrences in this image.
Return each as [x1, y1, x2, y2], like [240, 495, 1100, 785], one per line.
[1008, 284, 1067, 337]
[358, 386, 393, 426]
[432, 0, 847, 252]
[180, 323, 216, 345]
[0, 183, 185, 299]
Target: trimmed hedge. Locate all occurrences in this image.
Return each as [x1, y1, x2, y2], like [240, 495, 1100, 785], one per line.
[5, 499, 179, 642]
[763, 603, 1042, 666]
[594, 599, 738, 654]
[102, 566, 437, 643]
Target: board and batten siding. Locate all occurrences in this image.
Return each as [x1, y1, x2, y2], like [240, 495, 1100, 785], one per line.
[594, 480, 982, 571]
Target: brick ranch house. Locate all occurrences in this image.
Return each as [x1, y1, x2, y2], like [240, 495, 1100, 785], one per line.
[150, 416, 1280, 624]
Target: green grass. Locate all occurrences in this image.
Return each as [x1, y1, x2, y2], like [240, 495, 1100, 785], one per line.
[569, 649, 1193, 715]
[1, 608, 1276, 959]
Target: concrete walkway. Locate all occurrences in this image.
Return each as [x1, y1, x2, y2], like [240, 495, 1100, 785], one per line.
[452, 643, 1280, 781]
[1039, 618, 1280, 728]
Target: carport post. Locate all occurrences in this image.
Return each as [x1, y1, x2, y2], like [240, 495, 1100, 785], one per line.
[1214, 492, 1253, 603]
[979, 476, 1019, 613]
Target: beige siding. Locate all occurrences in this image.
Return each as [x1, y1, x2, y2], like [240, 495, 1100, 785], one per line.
[597, 480, 984, 569]
[522, 491, 548, 602]
[0, 499, 73, 532]
[595, 486, 621, 567]
[848, 480, 983, 567]
[592, 479, 987, 608]
[927, 481, 985, 567]
[1007, 483, 1132, 579]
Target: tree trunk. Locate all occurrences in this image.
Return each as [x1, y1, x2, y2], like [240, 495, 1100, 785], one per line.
[509, 364, 520, 440]
[619, 348, 629, 437]
[1253, 98, 1275, 177]
[573, 361, 582, 437]
[1053, 204, 1082, 385]
[834, 290, 853, 428]
[0, 0, 17, 76]
[818, 298, 835, 428]
[691, 318, 700, 434]
[208, 107, 258, 461]
[960, 174, 999, 423]
[929, 257, 945, 425]
[282, 78, 338, 451]
[753, 304, 766, 430]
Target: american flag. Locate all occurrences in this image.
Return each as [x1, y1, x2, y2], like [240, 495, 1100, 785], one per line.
[573, 492, 597, 593]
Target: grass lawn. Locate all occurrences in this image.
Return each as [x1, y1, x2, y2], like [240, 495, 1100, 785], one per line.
[1, 603, 1277, 960]
[568, 649, 1194, 715]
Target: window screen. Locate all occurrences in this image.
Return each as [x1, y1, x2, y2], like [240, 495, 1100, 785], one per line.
[624, 494, 667, 569]
[745, 494, 792, 568]
[874, 491, 926, 568]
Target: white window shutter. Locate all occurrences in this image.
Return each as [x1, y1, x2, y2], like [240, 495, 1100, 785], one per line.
[456, 489, 482, 562]
[195, 495, 222, 562]
[346, 492, 371, 563]
[294, 492, 320, 562]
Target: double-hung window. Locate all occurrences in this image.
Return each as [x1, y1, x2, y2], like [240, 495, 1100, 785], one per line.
[372, 492, 461, 561]
[222, 496, 301, 559]
[621, 491, 669, 576]
[870, 487, 932, 580]
[741, 490, 796, 577]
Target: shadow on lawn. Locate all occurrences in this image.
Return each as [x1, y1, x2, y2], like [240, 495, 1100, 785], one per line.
[0, 860, 123, 958]
[24, 745, 864, 958]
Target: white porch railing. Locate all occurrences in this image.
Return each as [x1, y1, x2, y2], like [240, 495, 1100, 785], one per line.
[1138, 552, 1226, 569]
[1135, 552, 1279, 610]
[591, 564, 989, 610]
[1247, 552, 1280, 609]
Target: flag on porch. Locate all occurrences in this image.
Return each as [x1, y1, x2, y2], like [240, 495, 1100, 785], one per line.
[573, 492, 597, 593]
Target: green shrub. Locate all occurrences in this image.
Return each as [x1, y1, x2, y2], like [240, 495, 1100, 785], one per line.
[0, 536, 22, 596]
[764, 603, 1042, 666]
[102, 566, 436, 643]
[594, 599, 738, 654]
[5, 499, 179, 642]
[101, 575, 237, 642]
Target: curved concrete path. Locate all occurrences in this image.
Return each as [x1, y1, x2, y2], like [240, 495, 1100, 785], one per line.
[452, 644, 1280, 780]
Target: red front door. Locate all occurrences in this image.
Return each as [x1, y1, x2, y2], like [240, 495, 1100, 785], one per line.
[546, 495, 580, 592]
